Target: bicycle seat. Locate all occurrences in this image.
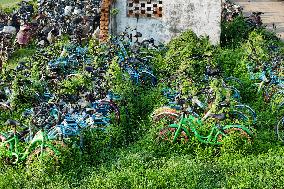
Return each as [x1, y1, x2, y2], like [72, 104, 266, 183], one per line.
[218, 102, 230, 108]
[86, 107, 96, 112]
[5, 119, 20, 127]
[0, 102, 11, 110]
[209, 113, 226, 120]
[18, 128, 30, 142]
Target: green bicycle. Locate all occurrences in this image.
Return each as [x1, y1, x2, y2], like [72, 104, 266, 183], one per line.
[0, 119, 60, 164]
[158, 113, 253, 145]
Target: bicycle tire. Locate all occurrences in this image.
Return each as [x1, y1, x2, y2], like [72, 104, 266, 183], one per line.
[152, 107, 180, 122]
[26, 145, 59, 165]
[233, 104, 257, 124]
[270, 90, 284, 110]
[275, 117, 284, 143]
[217, 125, 252, 143]
[139, 70, 157, 87]
[96, 100, 120, 123]
[157, 125, 189, 143]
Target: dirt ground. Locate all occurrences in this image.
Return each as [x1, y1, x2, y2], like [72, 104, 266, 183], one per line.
[233, 0, 284, 40]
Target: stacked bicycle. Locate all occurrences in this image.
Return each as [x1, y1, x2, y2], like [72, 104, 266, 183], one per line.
[108, 28, 160, 87]
[152, 62, 255, 144]
[245, 41, 284, 142]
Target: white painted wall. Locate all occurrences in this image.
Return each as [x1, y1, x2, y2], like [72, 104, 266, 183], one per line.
[111, 0, 221, 45]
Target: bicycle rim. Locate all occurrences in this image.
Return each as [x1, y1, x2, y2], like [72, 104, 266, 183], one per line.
[218, 126, 252, 143]
[26, 145, 59, 165]
[276, 117, 284, 143]
[158, 127, 189, 143]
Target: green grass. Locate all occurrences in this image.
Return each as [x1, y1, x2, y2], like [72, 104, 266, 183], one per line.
[1, 129, 284, 189]
[0, 0, 22, 8]
[0, 11, 284, 188]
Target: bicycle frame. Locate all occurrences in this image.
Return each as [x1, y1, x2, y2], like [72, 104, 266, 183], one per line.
[172, 114, 224, 145]
[29, 129, 60, 158]
[92, 100, 120, 121]
[0, 128, 59, 164]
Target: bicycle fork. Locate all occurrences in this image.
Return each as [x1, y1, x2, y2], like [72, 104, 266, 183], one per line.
[173, 119, 184, 143]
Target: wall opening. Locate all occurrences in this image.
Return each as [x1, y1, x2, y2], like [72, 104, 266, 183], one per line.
[127, 0, 163, 18]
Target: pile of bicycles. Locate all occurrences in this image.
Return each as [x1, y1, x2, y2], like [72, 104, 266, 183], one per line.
[36, 0, 101, 44]
[0, 32, 14, 69]
[152, 62, 256, 144]
[0, 83, 120, 164]
[222, 0, 242, 22]
[222, 0, 263, 28]
[106, 27, 162, 87]
[0, 1, 35, 64]
[247, 46, 284, 102]
[245, 43, 284, 143]
[0, 0, 102, 61]
[0, 26, 163, 164]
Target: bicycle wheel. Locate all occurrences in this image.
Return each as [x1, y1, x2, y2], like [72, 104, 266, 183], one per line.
[275, 117, 284, 143]
[152, 107, 180, 122]
[26, 145, 59, 165]
[270, 90, 284, 110]
[157, 125, 189, 143]
[139, 70, 157, 86]
[230, 104, 257, 125]
[0, 134, 7, 143]
[95, 100, 120, 123]
[264, 83, 278, 102]
[217, 125, 252, 142]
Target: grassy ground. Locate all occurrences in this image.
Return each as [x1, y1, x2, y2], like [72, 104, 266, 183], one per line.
[0, 9, 284, 188]
[0, 0, 21, 8]
[1, 128, 284, 189]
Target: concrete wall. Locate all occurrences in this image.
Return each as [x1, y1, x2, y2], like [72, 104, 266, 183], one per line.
[111, 0, 221, 45]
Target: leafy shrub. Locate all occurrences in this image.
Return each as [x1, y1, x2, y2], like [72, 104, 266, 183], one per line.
[1, 7, 284, 188]
[221, 16, 251, 48]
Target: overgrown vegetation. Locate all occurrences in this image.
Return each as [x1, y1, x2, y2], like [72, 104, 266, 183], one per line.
[0, 8, 284, 189]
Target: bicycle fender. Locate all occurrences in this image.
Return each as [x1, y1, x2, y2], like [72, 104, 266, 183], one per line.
[222, 125, 253, 136]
